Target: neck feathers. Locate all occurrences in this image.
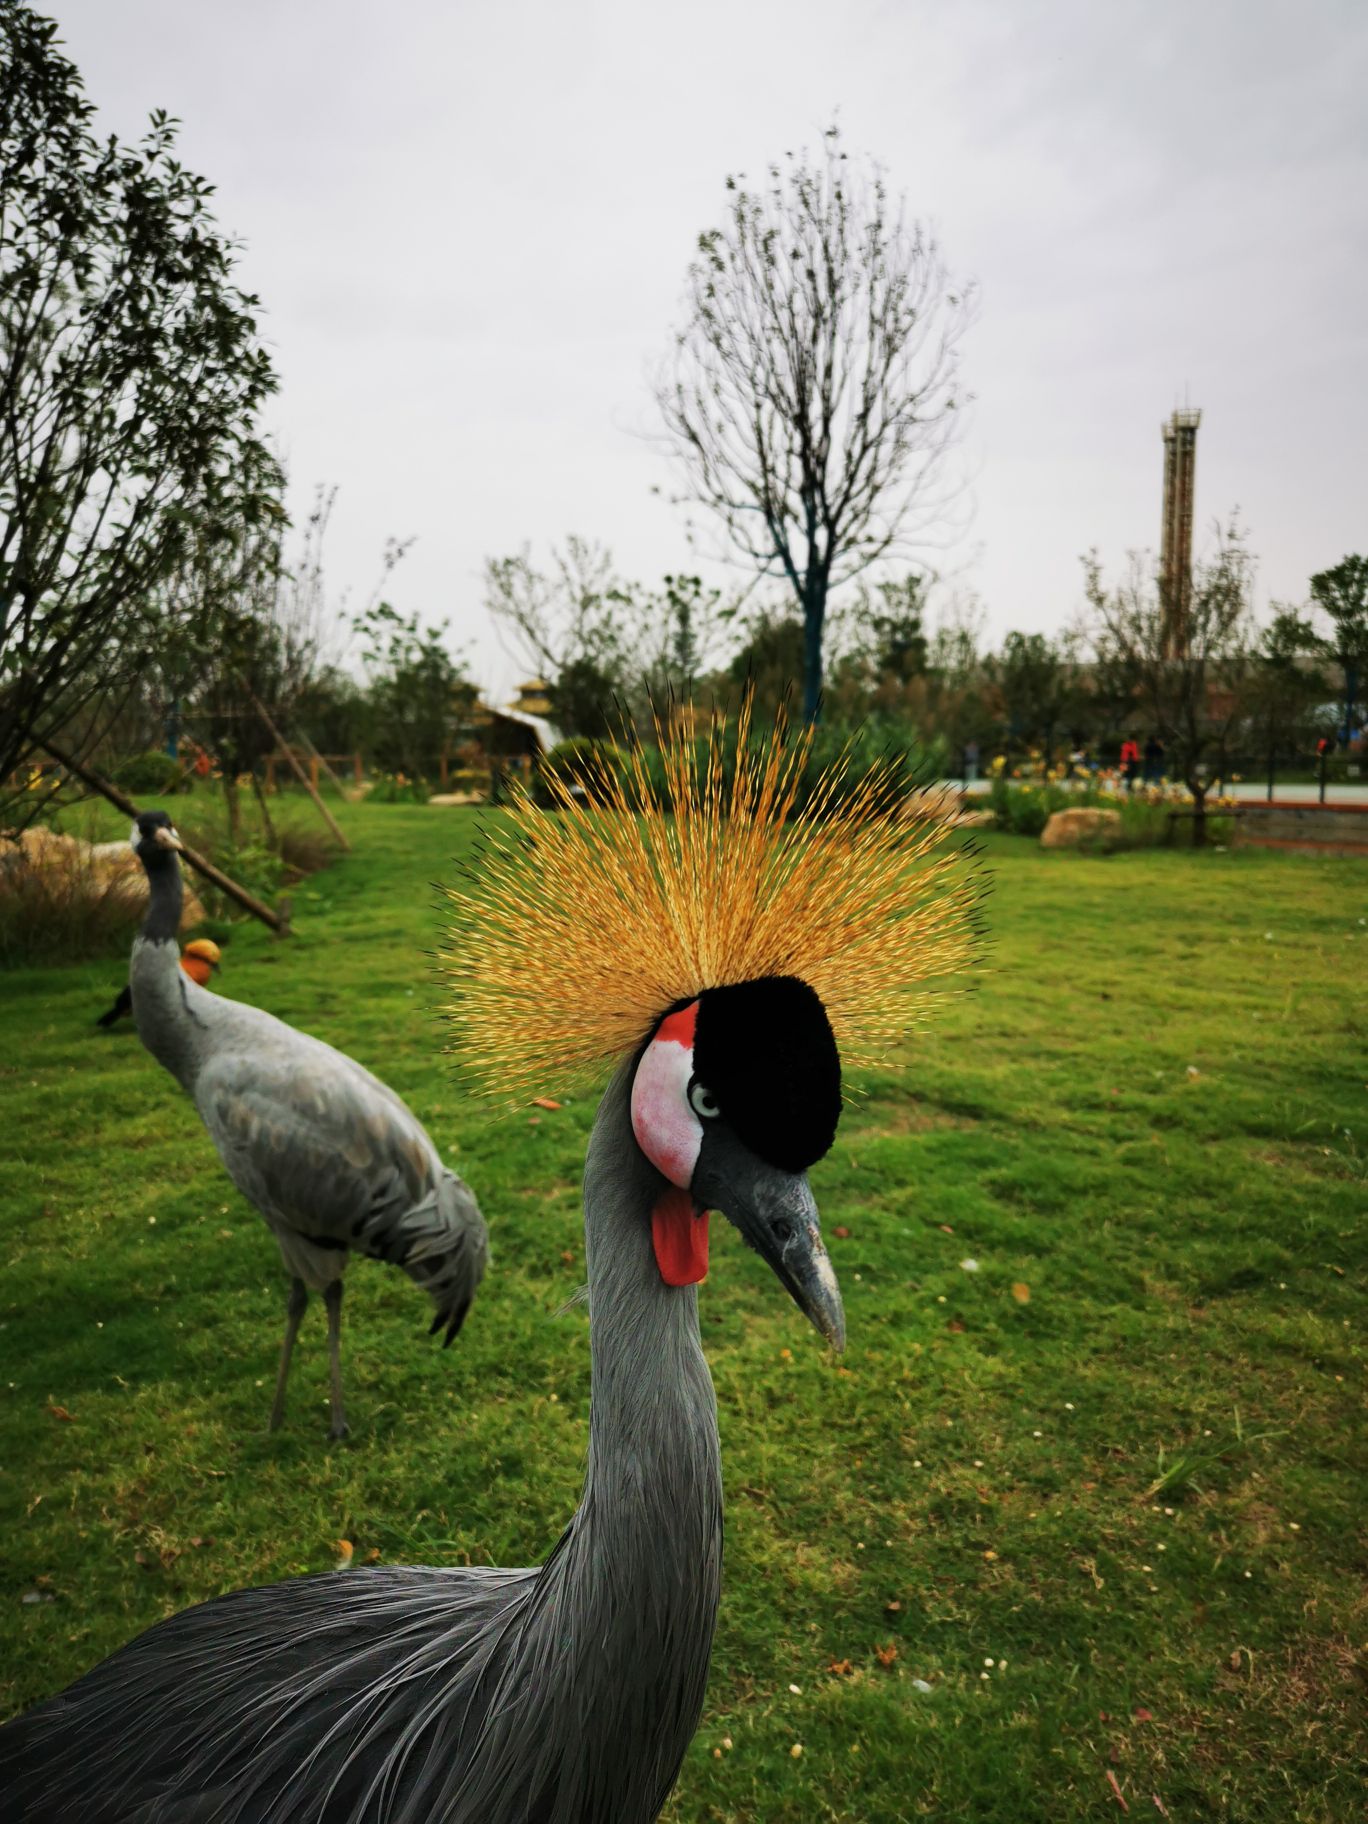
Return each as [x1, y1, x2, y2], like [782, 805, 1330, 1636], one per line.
[468, 1062, 723, 1822]
[139, 850, 183, 944]
[130, 852, 201, 1085]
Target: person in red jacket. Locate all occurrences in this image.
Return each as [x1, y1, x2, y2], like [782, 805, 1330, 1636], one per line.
[1119, 737, 1141, 792]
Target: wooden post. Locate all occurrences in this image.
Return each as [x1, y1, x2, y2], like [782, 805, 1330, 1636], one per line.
[38, 741, 291, 936]
[294, 729, 347, 797]
[266, 755, 277, 793]
[353, 752, 363, 787]
[238, 681, 351, 852]
[439, 749, 449, 788]
[309, 752, 320, 794]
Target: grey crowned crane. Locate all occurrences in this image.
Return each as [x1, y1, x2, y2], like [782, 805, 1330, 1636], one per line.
[119, 809, 486, 1438]
[0, 706, 982, 1822]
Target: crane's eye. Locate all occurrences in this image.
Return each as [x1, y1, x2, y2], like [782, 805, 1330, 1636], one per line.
[689, 1079, 720, 1120]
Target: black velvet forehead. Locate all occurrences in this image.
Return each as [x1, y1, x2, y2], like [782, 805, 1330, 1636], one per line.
[692, 976, 841, 1173]
[136, 810, 174, 834]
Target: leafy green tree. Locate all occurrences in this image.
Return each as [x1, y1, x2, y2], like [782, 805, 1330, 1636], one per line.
[989, 630, 1078, 764]
[1243, 607, 1328, 795]
[726, 610, 806, 722]
[658, 125, 972, 723]
[354, 602, 474, 778]
[0, 5, 277, 812]
[1308, 554, 1368, 744]
[857, 574, 930, 683]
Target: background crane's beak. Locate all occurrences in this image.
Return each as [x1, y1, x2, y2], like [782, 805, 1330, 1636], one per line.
[691, 1125, 845, 1350]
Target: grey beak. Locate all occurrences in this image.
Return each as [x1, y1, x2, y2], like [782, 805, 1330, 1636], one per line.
[692, 1125, 846, 1350]
[153, 827, 185, 852]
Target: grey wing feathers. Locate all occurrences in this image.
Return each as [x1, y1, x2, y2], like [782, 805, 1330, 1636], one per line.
[0, 1562, 537, 1823]
[362, 1168, 489, 1346]
[195, 1046, 488, 1339]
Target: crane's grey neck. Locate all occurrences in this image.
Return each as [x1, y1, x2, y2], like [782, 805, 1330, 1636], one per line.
[138, 845, 183, 943]
[477, 1058, 723, 1822]
[129, 851, 199, 1086]
[578, 1059, 720, 1510]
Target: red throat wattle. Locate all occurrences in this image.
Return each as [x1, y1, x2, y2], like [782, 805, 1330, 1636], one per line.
[651, 1185, 710, 1286]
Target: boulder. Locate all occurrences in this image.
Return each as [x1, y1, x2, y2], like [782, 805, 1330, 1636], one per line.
[1040, 807, 1123, 850]
[901, 786, 994, 830]
[0, 826, 205, 927]
[905, 784, 967, 823]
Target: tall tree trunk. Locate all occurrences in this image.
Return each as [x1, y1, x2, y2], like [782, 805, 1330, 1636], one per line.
[1189, 778, 1208, 848]
[802, 578, 827, 724]
[222, 771, 241, 847]
[250, 771, 277, 848]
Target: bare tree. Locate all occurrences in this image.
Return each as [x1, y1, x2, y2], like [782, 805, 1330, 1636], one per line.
[485, 539, 644, 738]
[657, 124, 973, 721]
[1084, 522, 1254, 847]
[0, 8, 278, 815]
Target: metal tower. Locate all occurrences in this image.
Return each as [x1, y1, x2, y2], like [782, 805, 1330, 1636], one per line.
[1159, 407, 1200, 659]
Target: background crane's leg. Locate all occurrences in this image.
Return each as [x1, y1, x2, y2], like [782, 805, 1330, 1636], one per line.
[323, 1279, 348, 1441]
[268, 1277, 309, 1433]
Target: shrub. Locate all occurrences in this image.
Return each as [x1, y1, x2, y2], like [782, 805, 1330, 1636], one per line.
[619, 717, 945, 821]
[110, 750, 185, 795]
[370, 772, 431, 805]
[0, 839, 142, 966]
[533, 739, 628, 808]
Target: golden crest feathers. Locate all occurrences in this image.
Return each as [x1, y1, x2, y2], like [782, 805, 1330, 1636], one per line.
[437, 696, 985, 1106]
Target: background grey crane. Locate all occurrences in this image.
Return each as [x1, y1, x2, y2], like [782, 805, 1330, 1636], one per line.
[0, 978, 847, 1823]
[117, 810, 487, 1438]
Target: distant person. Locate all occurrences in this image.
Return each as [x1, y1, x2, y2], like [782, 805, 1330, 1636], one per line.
[1143, 735, 1164, 784]
[963, 739, 980, 785]
[1119, 736, 1141, 792]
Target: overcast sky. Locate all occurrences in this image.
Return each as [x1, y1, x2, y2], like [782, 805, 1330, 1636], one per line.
[49, 0, 1368, 697]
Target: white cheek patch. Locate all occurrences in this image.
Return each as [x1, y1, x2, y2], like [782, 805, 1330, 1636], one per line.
[631, 1026, 704, 1189]
[129, 822, 140, 850]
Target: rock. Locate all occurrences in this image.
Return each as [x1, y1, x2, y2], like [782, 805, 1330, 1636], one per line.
[428, 791, 484, 806]
[905, 784, 966, 823]
[0, 826, 205, 927]
[902, 787, 993, 829]
[1040, 807, 1123, 849]
[15, 826, 86, 864]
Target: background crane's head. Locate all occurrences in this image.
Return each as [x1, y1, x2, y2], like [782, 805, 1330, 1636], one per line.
[130, 809, 184, 867]
[181, 938, 221, 985]
[631, 975, 845, 1349]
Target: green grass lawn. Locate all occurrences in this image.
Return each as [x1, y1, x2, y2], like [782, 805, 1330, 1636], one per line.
[1, 800, 1364, 1821]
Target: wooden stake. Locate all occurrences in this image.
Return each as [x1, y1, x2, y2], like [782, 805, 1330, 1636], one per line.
[239, 682, 351, 851]
[38, 741, 291, 936]
[294, 729, 347, 797]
